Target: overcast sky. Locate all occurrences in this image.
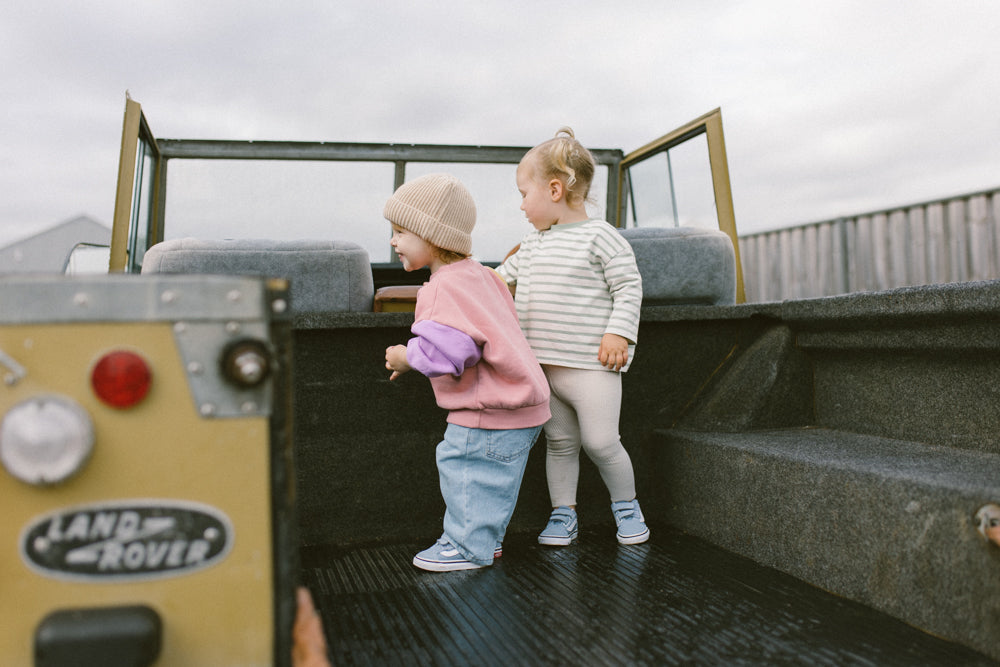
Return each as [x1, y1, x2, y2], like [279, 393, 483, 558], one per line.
[1, 0, 998, 250]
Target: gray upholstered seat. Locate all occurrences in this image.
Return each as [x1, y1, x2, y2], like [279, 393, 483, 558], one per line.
[619, 227, 736, 306]
[141, 238, 374, 313]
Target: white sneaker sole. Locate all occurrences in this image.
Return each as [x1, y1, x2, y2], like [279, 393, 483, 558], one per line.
[616, 527, 650, 545]
[538, 529, 578, 546]
[412, 555, 487, 572]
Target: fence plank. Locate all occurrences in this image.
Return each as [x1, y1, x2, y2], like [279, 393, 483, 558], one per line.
[738, 188, 1000, 301]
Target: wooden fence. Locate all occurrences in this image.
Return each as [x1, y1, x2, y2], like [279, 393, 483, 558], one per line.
[738, 188, 1000, 303]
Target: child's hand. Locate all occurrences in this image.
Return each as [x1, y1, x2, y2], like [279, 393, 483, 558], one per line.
[598, 333, 629, 372]
[385, 344, 411, 380]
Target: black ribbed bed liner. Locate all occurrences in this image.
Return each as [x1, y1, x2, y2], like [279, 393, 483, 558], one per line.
[301, 527, 995, 666]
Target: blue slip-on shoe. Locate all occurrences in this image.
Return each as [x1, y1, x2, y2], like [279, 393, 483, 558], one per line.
[611, 499, 650, 545]
[413, 537, 487, 572]
[538, 506, 578, 546]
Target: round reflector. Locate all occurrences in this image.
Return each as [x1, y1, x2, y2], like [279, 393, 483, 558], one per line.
[91, 350, 152, 409]
[0, 395, 95, 485]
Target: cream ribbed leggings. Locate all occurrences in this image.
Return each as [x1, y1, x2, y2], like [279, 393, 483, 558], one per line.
[542, 365, 636, 507]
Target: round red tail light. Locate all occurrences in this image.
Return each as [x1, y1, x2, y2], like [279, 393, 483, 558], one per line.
[91, 350, 152, 409]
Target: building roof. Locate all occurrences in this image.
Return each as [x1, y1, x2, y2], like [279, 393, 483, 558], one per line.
[0, 215, 111, 274]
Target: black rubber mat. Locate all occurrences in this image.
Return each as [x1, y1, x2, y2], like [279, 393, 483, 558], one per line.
[301, 527, 997, 666]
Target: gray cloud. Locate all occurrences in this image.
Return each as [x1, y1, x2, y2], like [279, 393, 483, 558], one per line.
[1, 0, 998, 247]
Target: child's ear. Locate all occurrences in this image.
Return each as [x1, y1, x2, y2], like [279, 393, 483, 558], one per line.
[548, 178, 564, 202]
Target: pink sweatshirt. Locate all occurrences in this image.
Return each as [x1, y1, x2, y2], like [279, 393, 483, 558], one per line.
[406, 259, 551, 430]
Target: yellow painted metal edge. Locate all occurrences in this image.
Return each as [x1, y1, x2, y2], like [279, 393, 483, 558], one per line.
[621, 107, 721, 166]
[704, 112, 746, 303]
[109, 96, 141, 273]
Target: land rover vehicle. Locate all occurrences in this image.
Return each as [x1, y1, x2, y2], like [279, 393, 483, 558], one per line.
[3, 96, 998, 665]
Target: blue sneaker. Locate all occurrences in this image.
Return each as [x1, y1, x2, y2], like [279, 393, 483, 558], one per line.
[538, 506, 578, 546]
[612, 499, 650, 545]
[413, 537, 487, 572]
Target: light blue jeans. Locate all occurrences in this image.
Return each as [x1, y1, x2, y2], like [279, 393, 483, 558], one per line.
[437, 423, 542, 565]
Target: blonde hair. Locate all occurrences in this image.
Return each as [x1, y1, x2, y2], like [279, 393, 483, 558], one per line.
[433, 246, 470, 264]
[524, 127, 596, 208]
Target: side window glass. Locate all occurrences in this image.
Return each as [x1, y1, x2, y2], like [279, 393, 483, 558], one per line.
[623, 134, 716, 230]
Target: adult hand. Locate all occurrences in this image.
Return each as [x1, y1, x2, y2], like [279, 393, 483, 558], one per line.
[292, 587, 331, 667]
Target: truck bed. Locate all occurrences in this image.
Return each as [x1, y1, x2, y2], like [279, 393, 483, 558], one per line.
[301, 526, 995, 666]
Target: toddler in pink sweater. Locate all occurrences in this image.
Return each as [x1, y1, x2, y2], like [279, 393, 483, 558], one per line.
[383, 173, 550, 571]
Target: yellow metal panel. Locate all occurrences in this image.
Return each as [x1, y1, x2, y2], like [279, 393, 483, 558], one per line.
[1, 322, 274, 666]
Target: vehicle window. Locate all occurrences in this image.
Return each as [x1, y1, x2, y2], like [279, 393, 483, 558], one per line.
[162, 159, 609, 264]
[127, 147, 157, 271]
[405, 162, 608, 263]
[164, 160, 396, 262]
[622, 133, 717, 230]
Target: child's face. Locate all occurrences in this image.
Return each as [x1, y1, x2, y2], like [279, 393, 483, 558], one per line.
[516, 159, 560, 231]
[390, 224, 435, 272]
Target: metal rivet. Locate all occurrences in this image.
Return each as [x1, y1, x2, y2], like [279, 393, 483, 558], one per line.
[227, 290, 242, 302]
[161, 290, 177, 304]
[199, 403, 217, 416]
[271, 298, 288, 314]
[225, 321, 241, 335]
[73, 292, 89, 306]
[187, 361, 204, 375]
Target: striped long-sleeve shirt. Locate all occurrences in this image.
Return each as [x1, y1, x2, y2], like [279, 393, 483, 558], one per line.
[496, 219, 642, 372]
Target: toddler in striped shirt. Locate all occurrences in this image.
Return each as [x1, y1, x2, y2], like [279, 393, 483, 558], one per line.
[497, 128, 650, 546]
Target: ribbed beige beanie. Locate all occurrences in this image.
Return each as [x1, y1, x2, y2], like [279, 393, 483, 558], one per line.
[383, 173, 476, 255]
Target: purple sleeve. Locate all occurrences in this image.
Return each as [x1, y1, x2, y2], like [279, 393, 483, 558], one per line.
[407, 320, 483, 377]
